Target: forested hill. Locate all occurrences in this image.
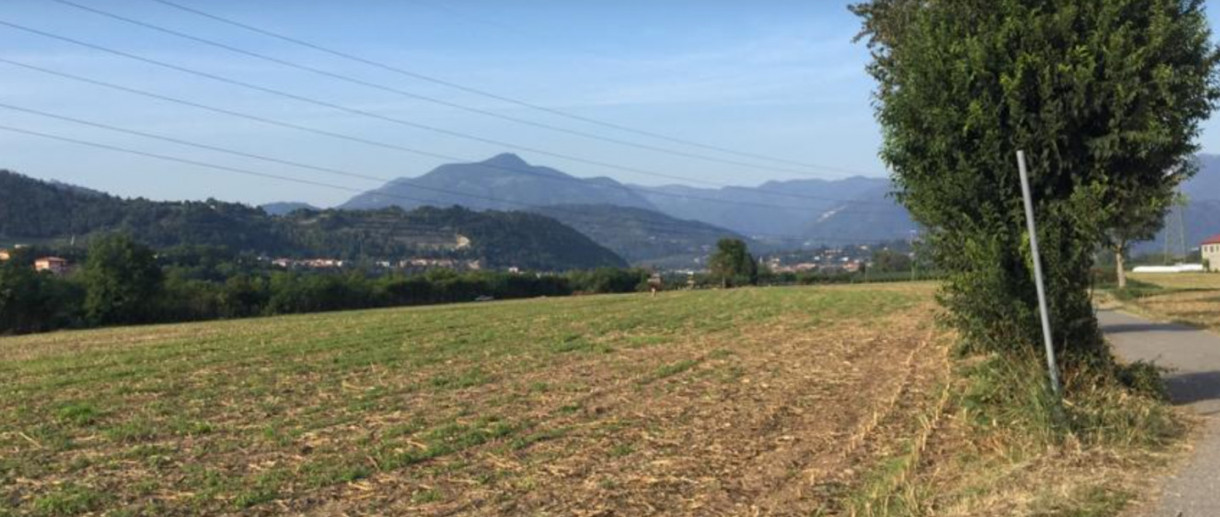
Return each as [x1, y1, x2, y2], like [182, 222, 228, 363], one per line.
[275, 207, 627, 270]
[0, 170, 626, 270]
[529, 204, 748, 268]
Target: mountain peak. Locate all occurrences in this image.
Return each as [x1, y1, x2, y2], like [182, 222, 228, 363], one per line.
[482, 153, 529, 169]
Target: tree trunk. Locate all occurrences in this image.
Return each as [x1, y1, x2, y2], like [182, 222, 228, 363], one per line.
[1115, 245, 1127, 289]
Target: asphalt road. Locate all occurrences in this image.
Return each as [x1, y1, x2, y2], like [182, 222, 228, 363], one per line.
[1100, 310, 1220, 517]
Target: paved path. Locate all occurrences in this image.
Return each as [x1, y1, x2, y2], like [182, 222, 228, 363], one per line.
[1100, 310, 1220, 517]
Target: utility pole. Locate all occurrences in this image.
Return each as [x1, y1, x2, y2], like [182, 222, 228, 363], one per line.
[1163, 191, 1188, 264]
[1016, 151, 1062, 397]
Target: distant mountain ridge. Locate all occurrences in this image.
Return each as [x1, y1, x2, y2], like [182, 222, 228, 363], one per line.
[0, 170, 625, 271]
[338, 153, 917, 249]
[1138, 153, 1220, 254]
[341, 153, 656, 212]
[631, 177, 915, 244]
[337, 152, 1218, 254]
[1184, 154, 1220, 202]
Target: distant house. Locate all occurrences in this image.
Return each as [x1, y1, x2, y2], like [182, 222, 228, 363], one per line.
[34, 256, 70, 275]
[0, 249, 10, 261]
[1203, 234, 1220, 272]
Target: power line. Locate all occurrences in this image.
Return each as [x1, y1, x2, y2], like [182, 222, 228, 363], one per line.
[0, 102, 897, 236]
[0, 101, 703, 224]
[0, 123, 906, 244]
[49, 0, 838, 179]
[147, 0, 883, 177]
[0, 18, 881, 207]
[0, 56, 894, 212]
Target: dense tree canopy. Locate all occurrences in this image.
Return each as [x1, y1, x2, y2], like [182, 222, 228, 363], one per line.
[81, 234, 163, 325]
[709, 238, 759, 288]
[0, 249, 72, 333]
[870, 249, 913, 273]
[852, 0, 1220, 362]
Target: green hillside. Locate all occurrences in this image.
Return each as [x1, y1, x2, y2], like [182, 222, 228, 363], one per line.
[0, 170, 625, 270]
[529, 204, 747, 267]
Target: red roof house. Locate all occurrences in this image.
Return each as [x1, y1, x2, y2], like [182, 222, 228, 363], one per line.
[1203, 235, 1220, 272]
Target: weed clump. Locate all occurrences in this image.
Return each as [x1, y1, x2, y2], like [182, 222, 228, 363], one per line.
[962, 350, 1182, 451]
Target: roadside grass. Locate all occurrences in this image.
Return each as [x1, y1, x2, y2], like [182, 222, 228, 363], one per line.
[843, 345, 1188, 516]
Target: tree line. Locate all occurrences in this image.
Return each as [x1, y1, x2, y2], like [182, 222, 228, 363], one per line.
[0, 235, 921, 336]
[0, 235, 651, 336]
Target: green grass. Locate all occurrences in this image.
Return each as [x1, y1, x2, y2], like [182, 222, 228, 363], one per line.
[0, 284, 941, 514]
[31, 484, 107, 516]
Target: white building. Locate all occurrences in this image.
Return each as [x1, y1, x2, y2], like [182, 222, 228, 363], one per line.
[1203, 234, 1220, 272]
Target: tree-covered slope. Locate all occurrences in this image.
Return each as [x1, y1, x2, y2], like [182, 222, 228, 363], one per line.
[278, 206, 627, 270]
[0, 170, 626, 270]
[529, 204, 747, 267]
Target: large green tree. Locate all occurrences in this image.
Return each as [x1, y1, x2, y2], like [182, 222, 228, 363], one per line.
[852, 0, 1219, 363]
[82, 234, 163, 325]
[0, 251, 59, 334]
[709, 238, 758, 288]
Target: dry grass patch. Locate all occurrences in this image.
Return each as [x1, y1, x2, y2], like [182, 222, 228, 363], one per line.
[845, 349, 1190, 517]
[1128, 272, 1220, 290]
[1, 282, 1183, 516]
[1107, 273, 1220, 332]
[2, 284, 955, 515]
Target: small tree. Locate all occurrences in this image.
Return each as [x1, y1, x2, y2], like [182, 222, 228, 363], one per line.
[871, 249, 913, 273]
[708, 238, 758, 288]
[1103, 187, 1181, 289]
[82, 234, 163, 325]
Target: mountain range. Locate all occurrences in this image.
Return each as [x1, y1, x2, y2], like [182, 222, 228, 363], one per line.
[7, 151, 1214, 271]
[335, 153, 915, 246]
[332, 152, 1220, 262]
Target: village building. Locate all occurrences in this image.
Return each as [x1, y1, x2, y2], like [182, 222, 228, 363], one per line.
[0, 249, 10, 261]
[34, 256, 70, 275]
[1203, 234, 1220, 272]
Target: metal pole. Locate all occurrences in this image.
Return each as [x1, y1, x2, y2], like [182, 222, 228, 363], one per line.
[1017, 151, 1062, 396]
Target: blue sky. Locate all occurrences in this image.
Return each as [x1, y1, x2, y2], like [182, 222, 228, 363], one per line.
[1, 0, 1218, 207]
